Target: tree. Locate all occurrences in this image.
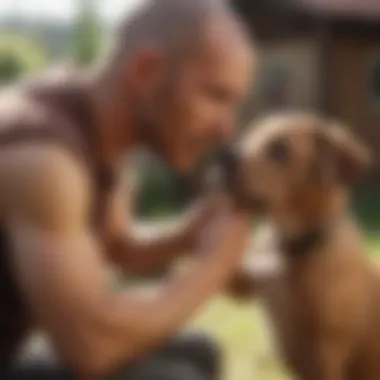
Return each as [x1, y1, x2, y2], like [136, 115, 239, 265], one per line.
[137, 161, 185, 217]
[0, 33, 47, 85]
[71, 0, 103, 66]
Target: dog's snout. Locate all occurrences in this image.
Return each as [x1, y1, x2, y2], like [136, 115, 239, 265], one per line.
[217, 145, 242, 179]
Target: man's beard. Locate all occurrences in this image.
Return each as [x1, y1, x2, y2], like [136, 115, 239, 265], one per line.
[134, 107, 177, 170]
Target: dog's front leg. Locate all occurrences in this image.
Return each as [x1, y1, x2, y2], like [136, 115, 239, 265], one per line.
[226, 269, 258, 299]
[313, 341, 349, 380]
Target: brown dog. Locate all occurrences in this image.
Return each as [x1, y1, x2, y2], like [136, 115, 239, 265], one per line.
[228, 113, 380, 380]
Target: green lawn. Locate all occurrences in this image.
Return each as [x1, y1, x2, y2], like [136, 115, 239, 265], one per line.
[192, 234, 380, 380]
[194, 298, 291, 380]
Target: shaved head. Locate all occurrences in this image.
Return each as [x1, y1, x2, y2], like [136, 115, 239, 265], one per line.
[102, 0, 256, 173]
[111, 0, 252, 64]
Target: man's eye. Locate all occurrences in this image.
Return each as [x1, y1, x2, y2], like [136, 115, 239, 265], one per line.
[266, 139, 291, 163]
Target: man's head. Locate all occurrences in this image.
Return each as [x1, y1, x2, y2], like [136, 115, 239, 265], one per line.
[108, 0, 255, 172]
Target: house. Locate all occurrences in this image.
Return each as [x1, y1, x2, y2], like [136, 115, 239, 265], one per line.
[233, 0, 380, 180]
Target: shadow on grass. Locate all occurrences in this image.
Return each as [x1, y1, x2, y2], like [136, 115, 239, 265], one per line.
[353, 187, 380, 255]
[354, 188, 380, 230]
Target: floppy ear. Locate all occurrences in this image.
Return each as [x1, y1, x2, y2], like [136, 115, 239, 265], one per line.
[315, 121, 372, 185]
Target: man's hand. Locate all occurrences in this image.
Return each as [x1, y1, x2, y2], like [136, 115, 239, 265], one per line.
[105, 170, 226, 275]
[177, 192, 231, 252]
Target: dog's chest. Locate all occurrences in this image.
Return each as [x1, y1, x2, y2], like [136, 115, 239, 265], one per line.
[260, 246, 368, 377]
[260, 271, 321, 373]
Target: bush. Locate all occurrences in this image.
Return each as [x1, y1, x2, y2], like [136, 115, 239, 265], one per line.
[353, 186, 380, 233]
[0, 33, 47, 85]
[71, 0, 103, 67]
[136, 161, 186, 217]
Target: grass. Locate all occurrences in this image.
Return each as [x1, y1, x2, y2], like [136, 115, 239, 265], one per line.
[194, 298, 291, 380]
[191, 229, 380, 380]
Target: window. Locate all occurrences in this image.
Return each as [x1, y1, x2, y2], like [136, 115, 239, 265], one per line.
[260, 63, 291, 110]
[370, 55, 380, 107]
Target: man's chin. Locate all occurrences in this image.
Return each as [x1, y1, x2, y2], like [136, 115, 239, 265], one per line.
[153, 144, 199, 174]
[170, 157, 196, 175]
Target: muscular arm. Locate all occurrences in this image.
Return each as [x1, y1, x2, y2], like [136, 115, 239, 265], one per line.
[4, 146, 252, 377]
[104, 168, 218, 275]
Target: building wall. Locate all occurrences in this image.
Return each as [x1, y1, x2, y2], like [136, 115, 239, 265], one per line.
[242, 38, 322, 124]
[329, 35, 380, 178]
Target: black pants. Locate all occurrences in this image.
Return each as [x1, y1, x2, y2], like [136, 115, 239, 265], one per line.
[1, 331, 221, 379]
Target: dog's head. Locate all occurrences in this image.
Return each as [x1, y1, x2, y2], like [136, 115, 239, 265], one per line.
[228, 113, 371, 218]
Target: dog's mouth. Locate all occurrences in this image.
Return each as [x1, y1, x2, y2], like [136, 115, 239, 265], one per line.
[245, 192, 269, 213]
[215, 145, 242, 185]
[210, 147, 268, 213]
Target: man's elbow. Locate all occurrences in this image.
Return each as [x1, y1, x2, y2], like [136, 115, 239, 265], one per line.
[110, 249, 170, 277]
[66, 318, 159, 377]
[68, 341, 139, 377]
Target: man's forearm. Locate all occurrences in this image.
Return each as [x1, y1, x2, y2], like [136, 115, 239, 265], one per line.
[108, 196, 220, 275]
[108, 220, 191, 275]
[99, 211, 252, 372]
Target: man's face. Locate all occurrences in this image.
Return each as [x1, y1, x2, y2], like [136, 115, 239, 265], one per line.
[131, 27, 255, 173]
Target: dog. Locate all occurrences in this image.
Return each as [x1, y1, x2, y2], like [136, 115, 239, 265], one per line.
[226, 113, 380, 380]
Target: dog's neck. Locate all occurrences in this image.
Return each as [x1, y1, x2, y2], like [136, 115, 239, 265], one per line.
[272, 189, 348, 256]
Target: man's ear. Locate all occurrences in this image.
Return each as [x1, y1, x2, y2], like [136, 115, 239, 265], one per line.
[314, 121, 372, 185]
[127, 47, 164, 98]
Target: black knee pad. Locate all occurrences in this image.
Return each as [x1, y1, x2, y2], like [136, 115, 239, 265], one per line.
[160, 331, 222, 377]
[131, 359, 207, 380]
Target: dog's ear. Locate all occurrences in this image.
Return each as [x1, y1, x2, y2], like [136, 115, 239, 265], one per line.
[314, 122, 372, 185]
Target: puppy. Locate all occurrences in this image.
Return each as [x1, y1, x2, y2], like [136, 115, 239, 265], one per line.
[227, 113, 380, 380]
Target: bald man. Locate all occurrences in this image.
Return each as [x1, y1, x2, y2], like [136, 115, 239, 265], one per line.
[0, 0, 255, 378]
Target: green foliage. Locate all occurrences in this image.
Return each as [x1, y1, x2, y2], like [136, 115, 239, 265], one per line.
[0, 33, 47, 85]
[71, 0, 103, 66]
[353, 186, 380, 233]
[137, 162, 185, 217]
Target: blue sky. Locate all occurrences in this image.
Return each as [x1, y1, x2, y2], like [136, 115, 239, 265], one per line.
[0, 0, 141, 22]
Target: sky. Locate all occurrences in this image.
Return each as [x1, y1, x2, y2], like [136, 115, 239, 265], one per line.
[0, 0, 141, 23]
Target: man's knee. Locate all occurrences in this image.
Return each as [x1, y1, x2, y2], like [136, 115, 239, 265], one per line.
[117, 359, 207, 380]
[109, 331, 221, 380]
[161, 331, 222, 376]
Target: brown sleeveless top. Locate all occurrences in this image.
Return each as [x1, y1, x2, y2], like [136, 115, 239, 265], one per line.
[0, 78, 115, 367]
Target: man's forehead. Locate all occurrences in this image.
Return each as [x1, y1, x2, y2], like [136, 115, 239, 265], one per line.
[194, 36, 255, 93]
[200, 12, 254, 56]
[188, 22, 252, 69]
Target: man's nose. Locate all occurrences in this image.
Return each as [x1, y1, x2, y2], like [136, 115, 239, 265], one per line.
[212, 117, 235, 143]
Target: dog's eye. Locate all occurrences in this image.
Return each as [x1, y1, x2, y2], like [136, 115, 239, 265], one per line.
[266, 139, 290, 163]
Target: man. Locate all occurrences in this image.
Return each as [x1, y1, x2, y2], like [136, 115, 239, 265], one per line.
[0, 0, 255, 378]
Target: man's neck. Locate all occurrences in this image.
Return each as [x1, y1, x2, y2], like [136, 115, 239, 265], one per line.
[88, 68, 135, 168]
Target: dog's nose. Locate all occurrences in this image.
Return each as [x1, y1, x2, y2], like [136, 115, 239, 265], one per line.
[199, 145, 243, 194]
[216, 145, 242, 178]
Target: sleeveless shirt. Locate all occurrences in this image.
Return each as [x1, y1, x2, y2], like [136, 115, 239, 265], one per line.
[0, 76, 115, 367]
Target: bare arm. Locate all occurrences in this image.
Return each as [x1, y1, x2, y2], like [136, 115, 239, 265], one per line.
[4, 146, 252, 377]
[104, 168, 220, 275]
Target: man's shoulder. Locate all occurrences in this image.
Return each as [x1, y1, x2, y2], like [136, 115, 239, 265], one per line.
[0, 78, 90, 172]
[0, 85, 90, 197]
[0, 86, 53, 133]
[0, 142, 90, 188]
[0, 143, 92, 227]
[0, 66, 81, 133]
